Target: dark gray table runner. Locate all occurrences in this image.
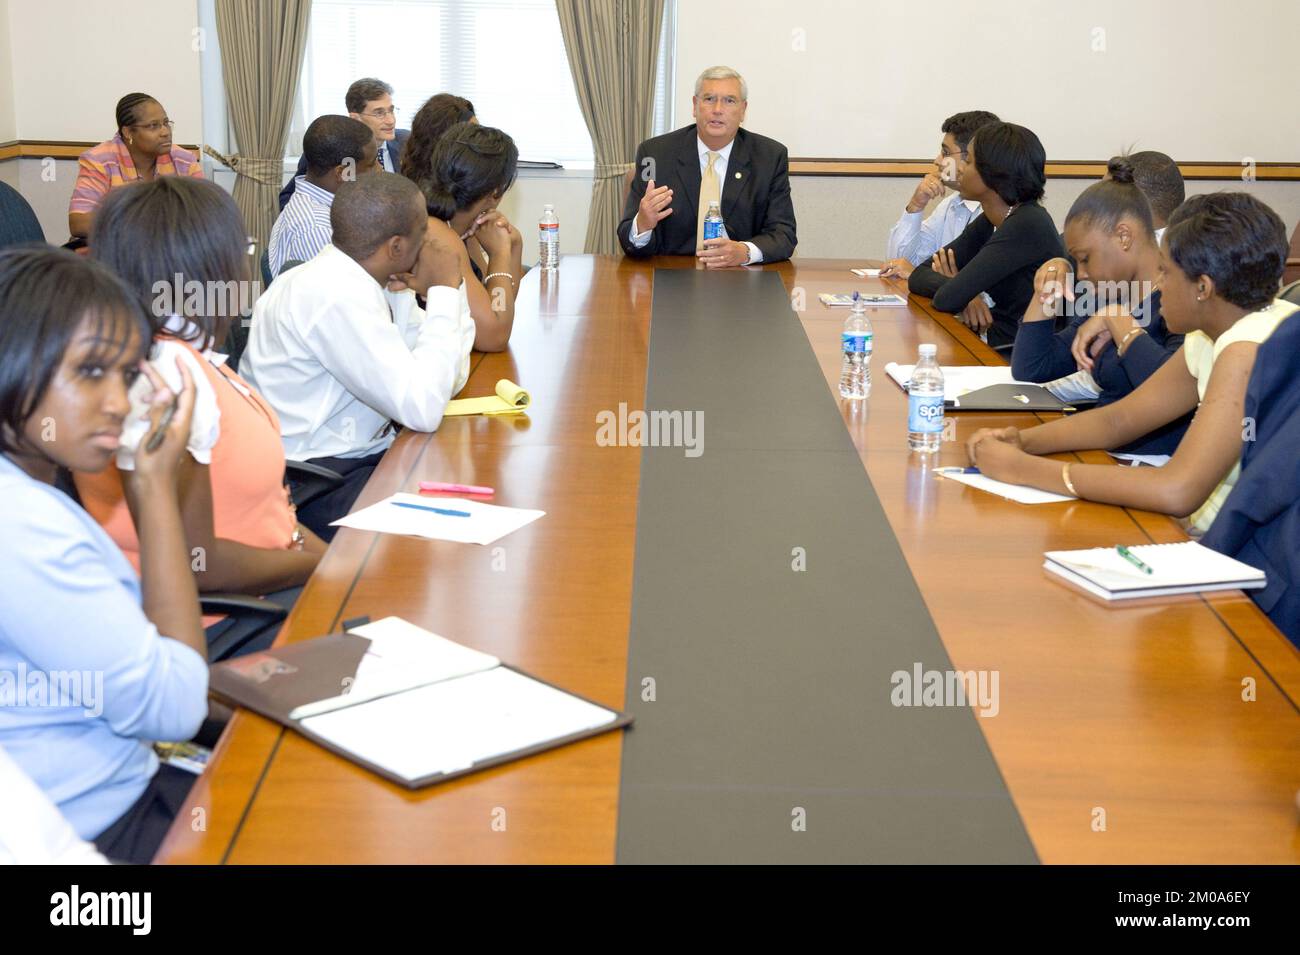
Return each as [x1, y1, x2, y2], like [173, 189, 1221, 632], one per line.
[615, 269, 1037, 863]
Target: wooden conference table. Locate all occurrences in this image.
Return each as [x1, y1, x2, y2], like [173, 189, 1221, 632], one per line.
[157, 255, 1300, 865]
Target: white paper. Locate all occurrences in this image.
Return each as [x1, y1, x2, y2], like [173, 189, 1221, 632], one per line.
[1043, 369, 1101, 403]
[933, 468, 1075, 505]
[1044, 542, 1265, 597]
[850, 268, 882, 277]
[886, 362, 1034, 403]
[299, 667, 619, 783]
[290, 616, 500, 720]
[1108, 451, 1171, 468]
[331, 493, 545, 545]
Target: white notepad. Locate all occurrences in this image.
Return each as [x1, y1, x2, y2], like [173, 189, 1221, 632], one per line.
[299, 667, 620, 783]
[933, 468, 1075, 505]
[1043, 541, 1266, 600]
[887, 363, 1096, 404]
[331, 493, 545, 545]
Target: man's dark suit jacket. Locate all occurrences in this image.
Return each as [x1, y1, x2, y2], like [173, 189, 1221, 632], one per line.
[1202, 306, 1300, 649]
[278, 128, 410, 210]
[617, 125, 797, 262]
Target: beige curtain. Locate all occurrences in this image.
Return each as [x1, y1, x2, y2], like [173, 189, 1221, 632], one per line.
[556, 0, 665, 254]
[214, 0, 311, 251]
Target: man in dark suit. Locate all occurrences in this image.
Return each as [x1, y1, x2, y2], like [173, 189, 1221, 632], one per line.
[618, 66, 797, 267]
[280, 77, 410, 210]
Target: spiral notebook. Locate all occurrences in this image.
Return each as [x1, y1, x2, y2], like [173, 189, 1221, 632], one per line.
[1043, 542, 1266, 600]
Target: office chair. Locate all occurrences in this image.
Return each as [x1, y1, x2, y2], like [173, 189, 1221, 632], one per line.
[1280, 279, 1300, 307]
[0, 182, 45, 250]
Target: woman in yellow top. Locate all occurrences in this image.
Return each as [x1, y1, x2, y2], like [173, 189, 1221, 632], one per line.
[68, 92, 203, 240]
[967, 192, 1298, 536]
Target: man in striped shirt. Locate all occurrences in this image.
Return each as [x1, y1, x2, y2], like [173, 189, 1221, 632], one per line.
[268, 115, 379, 278]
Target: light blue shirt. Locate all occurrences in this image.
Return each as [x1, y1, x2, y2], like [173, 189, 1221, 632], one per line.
[268, 176, 335, 278]
[886, 191, 983, 265]
[0, 454, 208, 839]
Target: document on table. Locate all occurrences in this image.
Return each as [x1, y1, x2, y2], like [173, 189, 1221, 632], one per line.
[443, 378, 531, 417]
[331, 492, 545, 545]
[299, 666, 622, 783]
[886, 363, 1021, 402]
[850, 267, 882, 277]
[933, 468, 1075, 504]
[289, 616, 500, 720]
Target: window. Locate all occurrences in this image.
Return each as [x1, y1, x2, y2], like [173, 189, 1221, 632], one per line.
[291, 0, 676, 167]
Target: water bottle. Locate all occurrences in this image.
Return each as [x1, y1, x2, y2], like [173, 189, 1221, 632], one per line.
[907, 343, 945, 452]
[538, 204, 559, 271]
[838, 293, 873, 400]
[703, 200, 724, 242]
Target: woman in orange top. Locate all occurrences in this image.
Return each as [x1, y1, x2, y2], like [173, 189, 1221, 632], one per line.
[76, 177, 324, 647]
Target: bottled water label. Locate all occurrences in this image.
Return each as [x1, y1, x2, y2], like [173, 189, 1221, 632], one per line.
[703, 219, 724, 241]
[841, 332, 870, 353]
[908, 394, 945, 433]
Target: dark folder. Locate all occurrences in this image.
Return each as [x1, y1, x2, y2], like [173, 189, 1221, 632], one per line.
[946, 383, 1081, 412]
[210, 627, 633, 790]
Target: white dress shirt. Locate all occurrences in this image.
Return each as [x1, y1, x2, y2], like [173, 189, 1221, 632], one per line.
[0, 745, 108, 864]
[629, 136, 763, 264]
[241, 244, 476, 461]
[886, 191, 983, 265]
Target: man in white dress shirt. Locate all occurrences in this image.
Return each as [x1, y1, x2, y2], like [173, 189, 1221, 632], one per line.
[881, 110, 1001, 274]
[243, 173, 475, 538]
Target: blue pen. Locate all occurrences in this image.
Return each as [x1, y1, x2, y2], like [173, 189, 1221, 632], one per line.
[937, 466, 980, 475]
[392, 501, 471, 517]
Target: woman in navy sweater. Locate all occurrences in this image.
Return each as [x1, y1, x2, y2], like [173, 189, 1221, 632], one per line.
[1010, 157, 1192, 456]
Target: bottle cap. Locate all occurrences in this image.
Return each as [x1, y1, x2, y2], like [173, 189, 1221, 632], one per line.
[918, 343, 937, 357]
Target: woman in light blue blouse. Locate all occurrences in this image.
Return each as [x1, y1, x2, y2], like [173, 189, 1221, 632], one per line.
[0, 246, 208, 864]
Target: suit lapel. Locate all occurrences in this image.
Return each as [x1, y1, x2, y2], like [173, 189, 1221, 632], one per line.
[721, 129, 751, 221]
[677, 129, 701, 226]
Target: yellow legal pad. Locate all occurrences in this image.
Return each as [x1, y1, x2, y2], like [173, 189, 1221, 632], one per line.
[443, 379, 531, 416]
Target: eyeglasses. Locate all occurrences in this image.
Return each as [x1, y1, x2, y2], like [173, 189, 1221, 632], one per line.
[131, 119, 175, 133]
[362, 106, 398, 119]
[699, 94, 741, 108]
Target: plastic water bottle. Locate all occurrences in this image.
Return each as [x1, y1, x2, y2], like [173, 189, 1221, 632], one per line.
[908, 343, 945, 452]
[838, 293, 873, 400]
[703, 200, 724, 242]
[538, 204, 559, 271]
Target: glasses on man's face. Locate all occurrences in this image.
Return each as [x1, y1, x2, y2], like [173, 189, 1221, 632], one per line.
[132, 119, 176, 133]
[364, 106, 398, 119]
[699, 94, 741, 109]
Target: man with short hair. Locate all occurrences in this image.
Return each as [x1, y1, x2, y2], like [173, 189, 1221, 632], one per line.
[618, 65, 797, 267]
[243, 174, 475, 538]
[1107, 150, 1184, 240]
[881, 110, 1001, 273]
[268, 115, 379, 277]
[279, 77, 411, 209]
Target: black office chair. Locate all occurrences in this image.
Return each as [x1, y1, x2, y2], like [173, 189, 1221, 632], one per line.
[285, 459, 345, 509]
[203, 593, 289, 662]
[0, 181, 45, 250]
[1279, 279, 1300, 307]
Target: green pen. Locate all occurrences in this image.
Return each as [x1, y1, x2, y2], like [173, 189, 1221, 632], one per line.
[1116, 545, 1154, 575]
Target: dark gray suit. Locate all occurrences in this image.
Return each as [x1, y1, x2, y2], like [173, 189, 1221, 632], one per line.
[617, 125, 797, 262]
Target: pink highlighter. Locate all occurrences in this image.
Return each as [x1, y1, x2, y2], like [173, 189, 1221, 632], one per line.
[419, 481, 495, 497]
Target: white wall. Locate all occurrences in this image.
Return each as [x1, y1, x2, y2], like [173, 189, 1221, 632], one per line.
[675, 0, 1300, 162]
[7, 0, 201, 144]
[0, 0, 15, 143]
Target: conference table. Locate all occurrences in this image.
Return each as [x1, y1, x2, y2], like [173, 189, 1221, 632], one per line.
[156, 254, 1300, 864]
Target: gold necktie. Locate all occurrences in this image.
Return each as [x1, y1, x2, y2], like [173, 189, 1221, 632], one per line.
[696, 151, 721, 250]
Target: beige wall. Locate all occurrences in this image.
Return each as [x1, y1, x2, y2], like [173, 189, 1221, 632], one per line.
[675, 0, 1300, 162]
[7, 0, 201, 144]
[0, 0, 15, 143]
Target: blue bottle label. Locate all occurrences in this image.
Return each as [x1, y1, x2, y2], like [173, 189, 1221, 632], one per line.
[703, 219, 724, 241]
[841, 332, 868, 353]
[908, 393, 945, 433]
